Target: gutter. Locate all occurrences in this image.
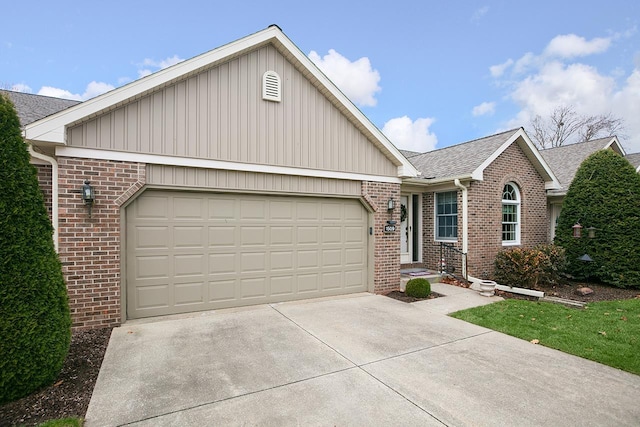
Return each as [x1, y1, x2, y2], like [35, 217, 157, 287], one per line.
[28, 145, 59, 252]
[454, 179, 468, 278]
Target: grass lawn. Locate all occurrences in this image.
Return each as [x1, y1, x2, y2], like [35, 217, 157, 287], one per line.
[451, 299, 640, 375]
[38, 418, 83, 427]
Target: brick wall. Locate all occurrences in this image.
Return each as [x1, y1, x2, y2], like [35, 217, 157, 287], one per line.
[466, 143, 548, 279]
[57, 157, 145, 329]
[362, 181, 401, 293]
[35, 164, 53, 219]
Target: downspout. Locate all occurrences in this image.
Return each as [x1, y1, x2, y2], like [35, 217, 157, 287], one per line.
[454, 179, 468, 278]
[28, 145, 59, 252]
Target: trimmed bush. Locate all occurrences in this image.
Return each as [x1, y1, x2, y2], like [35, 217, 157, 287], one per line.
[555, 150, 640, 288]
[493, 244, 566, 288]
[405, 278, 431, 298]
[0, 94, 71, 403]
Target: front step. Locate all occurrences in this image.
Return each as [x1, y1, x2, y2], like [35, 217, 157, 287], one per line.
[400, 269, 441, 291]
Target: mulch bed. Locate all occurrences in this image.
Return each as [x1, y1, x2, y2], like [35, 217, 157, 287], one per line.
[0, 328, 112, 427]
[498, 280, 640, 303]
[386, 290, 444, 303]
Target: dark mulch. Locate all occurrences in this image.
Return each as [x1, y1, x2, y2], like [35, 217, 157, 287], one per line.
[386, 290, 444, 303]
[0, 328, 112, 427]
[498, 280, 640, 303]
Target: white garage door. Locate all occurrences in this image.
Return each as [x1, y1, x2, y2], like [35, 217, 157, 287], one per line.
[126, 191, 369, 319]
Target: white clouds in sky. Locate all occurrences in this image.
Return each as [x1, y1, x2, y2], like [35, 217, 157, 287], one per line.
[471, 6, 489, 23]
[138, 55, 185, 78]
[472, 101, 496, 117]
[10, 83, 32, 93]
[382, 116, 438, 152]
[309, 49, 381, 107]
[490, 31, 640, 152]
[38, 81, 115, 101]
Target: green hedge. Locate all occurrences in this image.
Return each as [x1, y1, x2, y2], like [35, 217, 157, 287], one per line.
[0, 94, 71, 403]
[554, 150, 640, 288]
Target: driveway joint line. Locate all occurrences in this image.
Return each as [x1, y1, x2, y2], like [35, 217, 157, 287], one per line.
[118, 366, 359, 426]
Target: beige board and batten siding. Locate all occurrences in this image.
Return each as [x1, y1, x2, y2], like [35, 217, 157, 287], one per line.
[67, 44, 397, 177]
[146, 165, 363, 197]
[126, 191, 368, 319]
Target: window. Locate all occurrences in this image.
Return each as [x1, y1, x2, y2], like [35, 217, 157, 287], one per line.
[436, 191, 457, 240]
[502, 183, 520, 245]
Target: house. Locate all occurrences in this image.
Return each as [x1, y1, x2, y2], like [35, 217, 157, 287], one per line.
[626, 152, 640, 173]
[11, 25, 419, 328]
[539, 136, 626, 240]
[399, 128, 559, 280]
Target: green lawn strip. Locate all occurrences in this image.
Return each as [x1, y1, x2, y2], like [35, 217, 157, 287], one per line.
[450, 299, 640, 375]
[38, 417, 83, 427]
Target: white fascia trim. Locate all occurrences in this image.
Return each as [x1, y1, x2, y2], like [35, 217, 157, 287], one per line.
[403, 175, 473, 187]
[471, 128, 561, 189]
[604, 136, 626, 156]
[55, 146, 401, 184]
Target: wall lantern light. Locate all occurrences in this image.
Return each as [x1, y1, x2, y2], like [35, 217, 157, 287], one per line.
[586, 226, 596, 239]
[572, 223, 582, 238]
[387, 198, 395, 211]
[81, 180, 95, 218]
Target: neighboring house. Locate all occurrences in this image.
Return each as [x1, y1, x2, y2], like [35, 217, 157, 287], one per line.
[12, 26, 419, 328]
[399, 128, 559, 280]
[539, 136, 625, 240]
[625, 152, 640, 173]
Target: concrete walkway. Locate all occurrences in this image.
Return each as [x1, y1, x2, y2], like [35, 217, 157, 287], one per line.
[85, 284, 640, 426]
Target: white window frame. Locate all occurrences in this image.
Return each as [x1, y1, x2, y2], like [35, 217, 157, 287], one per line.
[435, 191, 458, 242]
[502, 182, 521, 246]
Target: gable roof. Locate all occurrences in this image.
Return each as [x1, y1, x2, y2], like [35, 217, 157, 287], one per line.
[23, 25, 417, 178]
[406, 128, 560, 189]
[540, 136, 625, 196]
[625, 152, 640, 172]
[1, 90, 80, 127]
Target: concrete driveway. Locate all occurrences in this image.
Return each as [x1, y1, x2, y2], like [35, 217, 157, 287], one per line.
[85, 284, 640, 426]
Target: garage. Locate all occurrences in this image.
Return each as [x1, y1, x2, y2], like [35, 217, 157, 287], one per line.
[126, 190, 369, 319]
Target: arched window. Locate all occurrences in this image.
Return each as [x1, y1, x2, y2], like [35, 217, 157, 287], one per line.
[502, 182, 520, 245]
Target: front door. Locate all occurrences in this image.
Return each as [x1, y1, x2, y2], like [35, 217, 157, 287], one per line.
[400, 194, 420, 264]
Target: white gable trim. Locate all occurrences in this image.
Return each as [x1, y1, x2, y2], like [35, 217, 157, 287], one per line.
[55, 146, 402, 184]
[471, 128, 560, 190]
[25, 26, 417, 179]
[604, 136, 626, 156]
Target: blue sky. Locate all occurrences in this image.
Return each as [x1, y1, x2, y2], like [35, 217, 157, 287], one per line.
[2, 1, 639, 153]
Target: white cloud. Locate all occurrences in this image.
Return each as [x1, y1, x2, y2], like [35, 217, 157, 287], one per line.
[11, 83, 32, 93]
[382, 116, 438, 152]
[489, 59, 513, 77]
[471, 6, 489, 23]
[38, 81, 115, 101]
[472, 101, 496, 117]
[309, 49, 381, 107]
[138, 55, 185, 78]
[543, 34, 611, 59]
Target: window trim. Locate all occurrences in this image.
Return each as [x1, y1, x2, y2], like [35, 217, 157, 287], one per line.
[434, 190, 458, 242]
[501, 182, 521, 246]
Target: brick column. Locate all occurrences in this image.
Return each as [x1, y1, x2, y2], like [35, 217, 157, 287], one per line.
[362, 181, 401, 293]
[57, 157, 145, 329]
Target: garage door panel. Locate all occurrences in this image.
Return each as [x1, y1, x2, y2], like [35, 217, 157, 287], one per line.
[127, 191, 368, 319]
[174, 282, 205, 306]
[209, 226, 236, 247]
[135, 226, 170, 249]
[174, 226, 205, 248]
[136, 256, 170, 279]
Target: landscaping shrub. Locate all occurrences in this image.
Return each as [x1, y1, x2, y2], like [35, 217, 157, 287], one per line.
[555, 150, 640, 288]
[493, 244, 566, 288]
[0, 94, 71, 403]
[405, 278, 431, 298]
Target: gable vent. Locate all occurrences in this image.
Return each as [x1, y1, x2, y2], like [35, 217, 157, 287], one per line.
[262, 70, 281, 102]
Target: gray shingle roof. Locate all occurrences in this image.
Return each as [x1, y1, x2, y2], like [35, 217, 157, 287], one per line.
[408, 128, 521, 179]
[0, 90, 80, 127]
[625, 152, 640, 170]
[539, 137, 617, 195]
[399, 149, 422, 159]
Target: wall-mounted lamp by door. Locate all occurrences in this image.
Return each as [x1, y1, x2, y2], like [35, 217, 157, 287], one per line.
[82, 180, 95, 218]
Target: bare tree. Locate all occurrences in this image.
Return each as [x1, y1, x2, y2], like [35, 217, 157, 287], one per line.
[528, 105, 624, 149]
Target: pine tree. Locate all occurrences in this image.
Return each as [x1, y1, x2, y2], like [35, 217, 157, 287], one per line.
[0, 94, 71, 403]
[555, 150, 640, 288]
